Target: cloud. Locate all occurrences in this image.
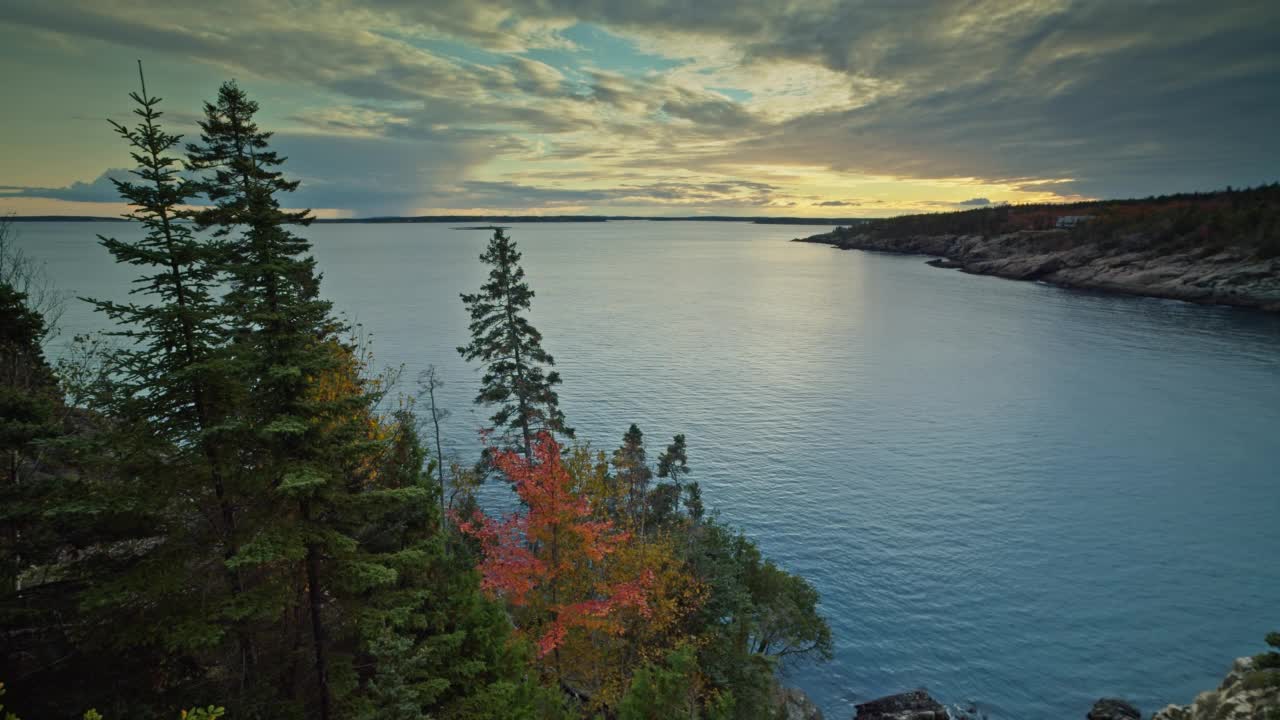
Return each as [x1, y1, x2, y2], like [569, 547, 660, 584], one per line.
[958, 197, 991, 206]
[2, 0, 1278, 213]
[429, 178, 782, 209]
[8, 136, 493, 217]
[3, 169, 131, 203]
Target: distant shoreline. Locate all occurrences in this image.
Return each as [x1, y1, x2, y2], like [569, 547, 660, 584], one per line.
[5, 214, 864, 225]
[4, 215, 132, 222]
[796, 228, 1280, 312]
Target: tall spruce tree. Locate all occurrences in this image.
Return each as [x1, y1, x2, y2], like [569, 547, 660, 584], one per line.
[23, 66, 263, 715]
[185, 81, 554, 720]
[84, 66, 260, 681]
[186, 79, 352, 719]
[91, 62, 226, 448]
[458, 229, 572, 459]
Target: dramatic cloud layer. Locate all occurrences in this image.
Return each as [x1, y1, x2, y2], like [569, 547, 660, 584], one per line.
[2, 0, 1277, 216]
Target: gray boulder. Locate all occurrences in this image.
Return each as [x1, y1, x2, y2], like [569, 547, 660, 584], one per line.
[774, 686, 824, 720]
[854, 690, 948, 720]
[1088, 698, 1141, 720]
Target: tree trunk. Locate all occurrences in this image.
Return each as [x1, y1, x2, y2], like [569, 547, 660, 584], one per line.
[302, 502, 332, 720]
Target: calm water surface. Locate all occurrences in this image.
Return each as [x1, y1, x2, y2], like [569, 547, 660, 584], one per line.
[15, 220, 1280, 719]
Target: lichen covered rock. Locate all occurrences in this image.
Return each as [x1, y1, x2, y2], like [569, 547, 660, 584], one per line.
[1151, 656, 1280, 720]
[773, 686, 825, 720]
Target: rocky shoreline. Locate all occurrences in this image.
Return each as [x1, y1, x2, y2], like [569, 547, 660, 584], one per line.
[777, 648, 1278, 719]
[794, 228, 1280, 312]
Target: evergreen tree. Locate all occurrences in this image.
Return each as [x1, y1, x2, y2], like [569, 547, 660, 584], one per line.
[186, 79, 350, 719]
[611, 424, 652, 527]
[0, 239, 202, 716]
[617, 646, 730, 720]
[352, 411, 560, 720]
[0, 281, 59, 596]
[1, 69, 252, 717]
[656, 434, 690, 487]
[91, 62, 226, 449]
[684, 482, 705, 522]
[83, 65, 259, 683]
[651, 434, 694, 525]
[185, 82, 551, 720]
[458, 230, 572, 460]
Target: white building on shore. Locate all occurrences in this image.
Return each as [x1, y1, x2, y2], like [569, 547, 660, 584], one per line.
[1055, 215, 1093, 228]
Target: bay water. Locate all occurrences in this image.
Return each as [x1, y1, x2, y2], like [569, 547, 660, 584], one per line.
[14, 220, 1280, 718]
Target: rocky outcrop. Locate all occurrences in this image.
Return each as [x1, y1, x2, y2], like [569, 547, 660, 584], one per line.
[853, 690, 948, 720]
[1087, 698, 1141, 720]
[774, 686, 825, 720]
[1151, 656, 1280, 720]
[795, 229, 1280, 312]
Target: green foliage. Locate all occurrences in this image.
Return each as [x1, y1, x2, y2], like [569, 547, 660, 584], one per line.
[1241, 670, 1280, 691]
[0, 681, 225, 720]
[179, 708, 226, 720]
[4, 72, 553, 720]
[618, 646, 731, 720]
[841, 182, 1280, 258]
[458, 229, 572, 458]
[612, 424, 653, 524]
[1254, 631, 1280, 674]
[651, 434, 693, 527]
[1, 681, 18, 720]
[4, 69, 837, 720]
[657, 434, 690, 485]
[685, 522, 832, 720]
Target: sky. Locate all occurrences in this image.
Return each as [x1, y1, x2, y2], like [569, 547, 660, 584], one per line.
[1, 0, 1277, 218]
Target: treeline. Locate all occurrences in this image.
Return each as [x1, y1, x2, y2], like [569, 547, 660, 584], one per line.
[844, 183, 1280, 257]
[0, 68, 830, 719]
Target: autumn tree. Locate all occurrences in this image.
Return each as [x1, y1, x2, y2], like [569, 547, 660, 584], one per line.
[351, 409, 562, 720]
[552, 442, 708, 708]
[458, 230, 572, 460]
[459, 434, 654, 694]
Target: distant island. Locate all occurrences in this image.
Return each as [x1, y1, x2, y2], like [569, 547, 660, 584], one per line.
[796, 184, 1280, 312]
[5, 215, 131, 222]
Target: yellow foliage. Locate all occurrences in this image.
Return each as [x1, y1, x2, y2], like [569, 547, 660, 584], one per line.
[303, 338, 397, 485]
[555, 446, 709, 710]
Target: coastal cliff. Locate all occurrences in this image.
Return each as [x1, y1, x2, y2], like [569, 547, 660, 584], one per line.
[795, 184, 1280, 311]
[795, 228, 1280, 311]
[1151, 654, 1280, 720]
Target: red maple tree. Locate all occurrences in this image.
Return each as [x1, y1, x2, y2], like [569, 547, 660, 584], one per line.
[458, 432, 654, 659]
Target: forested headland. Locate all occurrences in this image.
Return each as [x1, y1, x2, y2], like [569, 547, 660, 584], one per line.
[797, 187, 1280, 311]
[0, 70, 831, 719]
